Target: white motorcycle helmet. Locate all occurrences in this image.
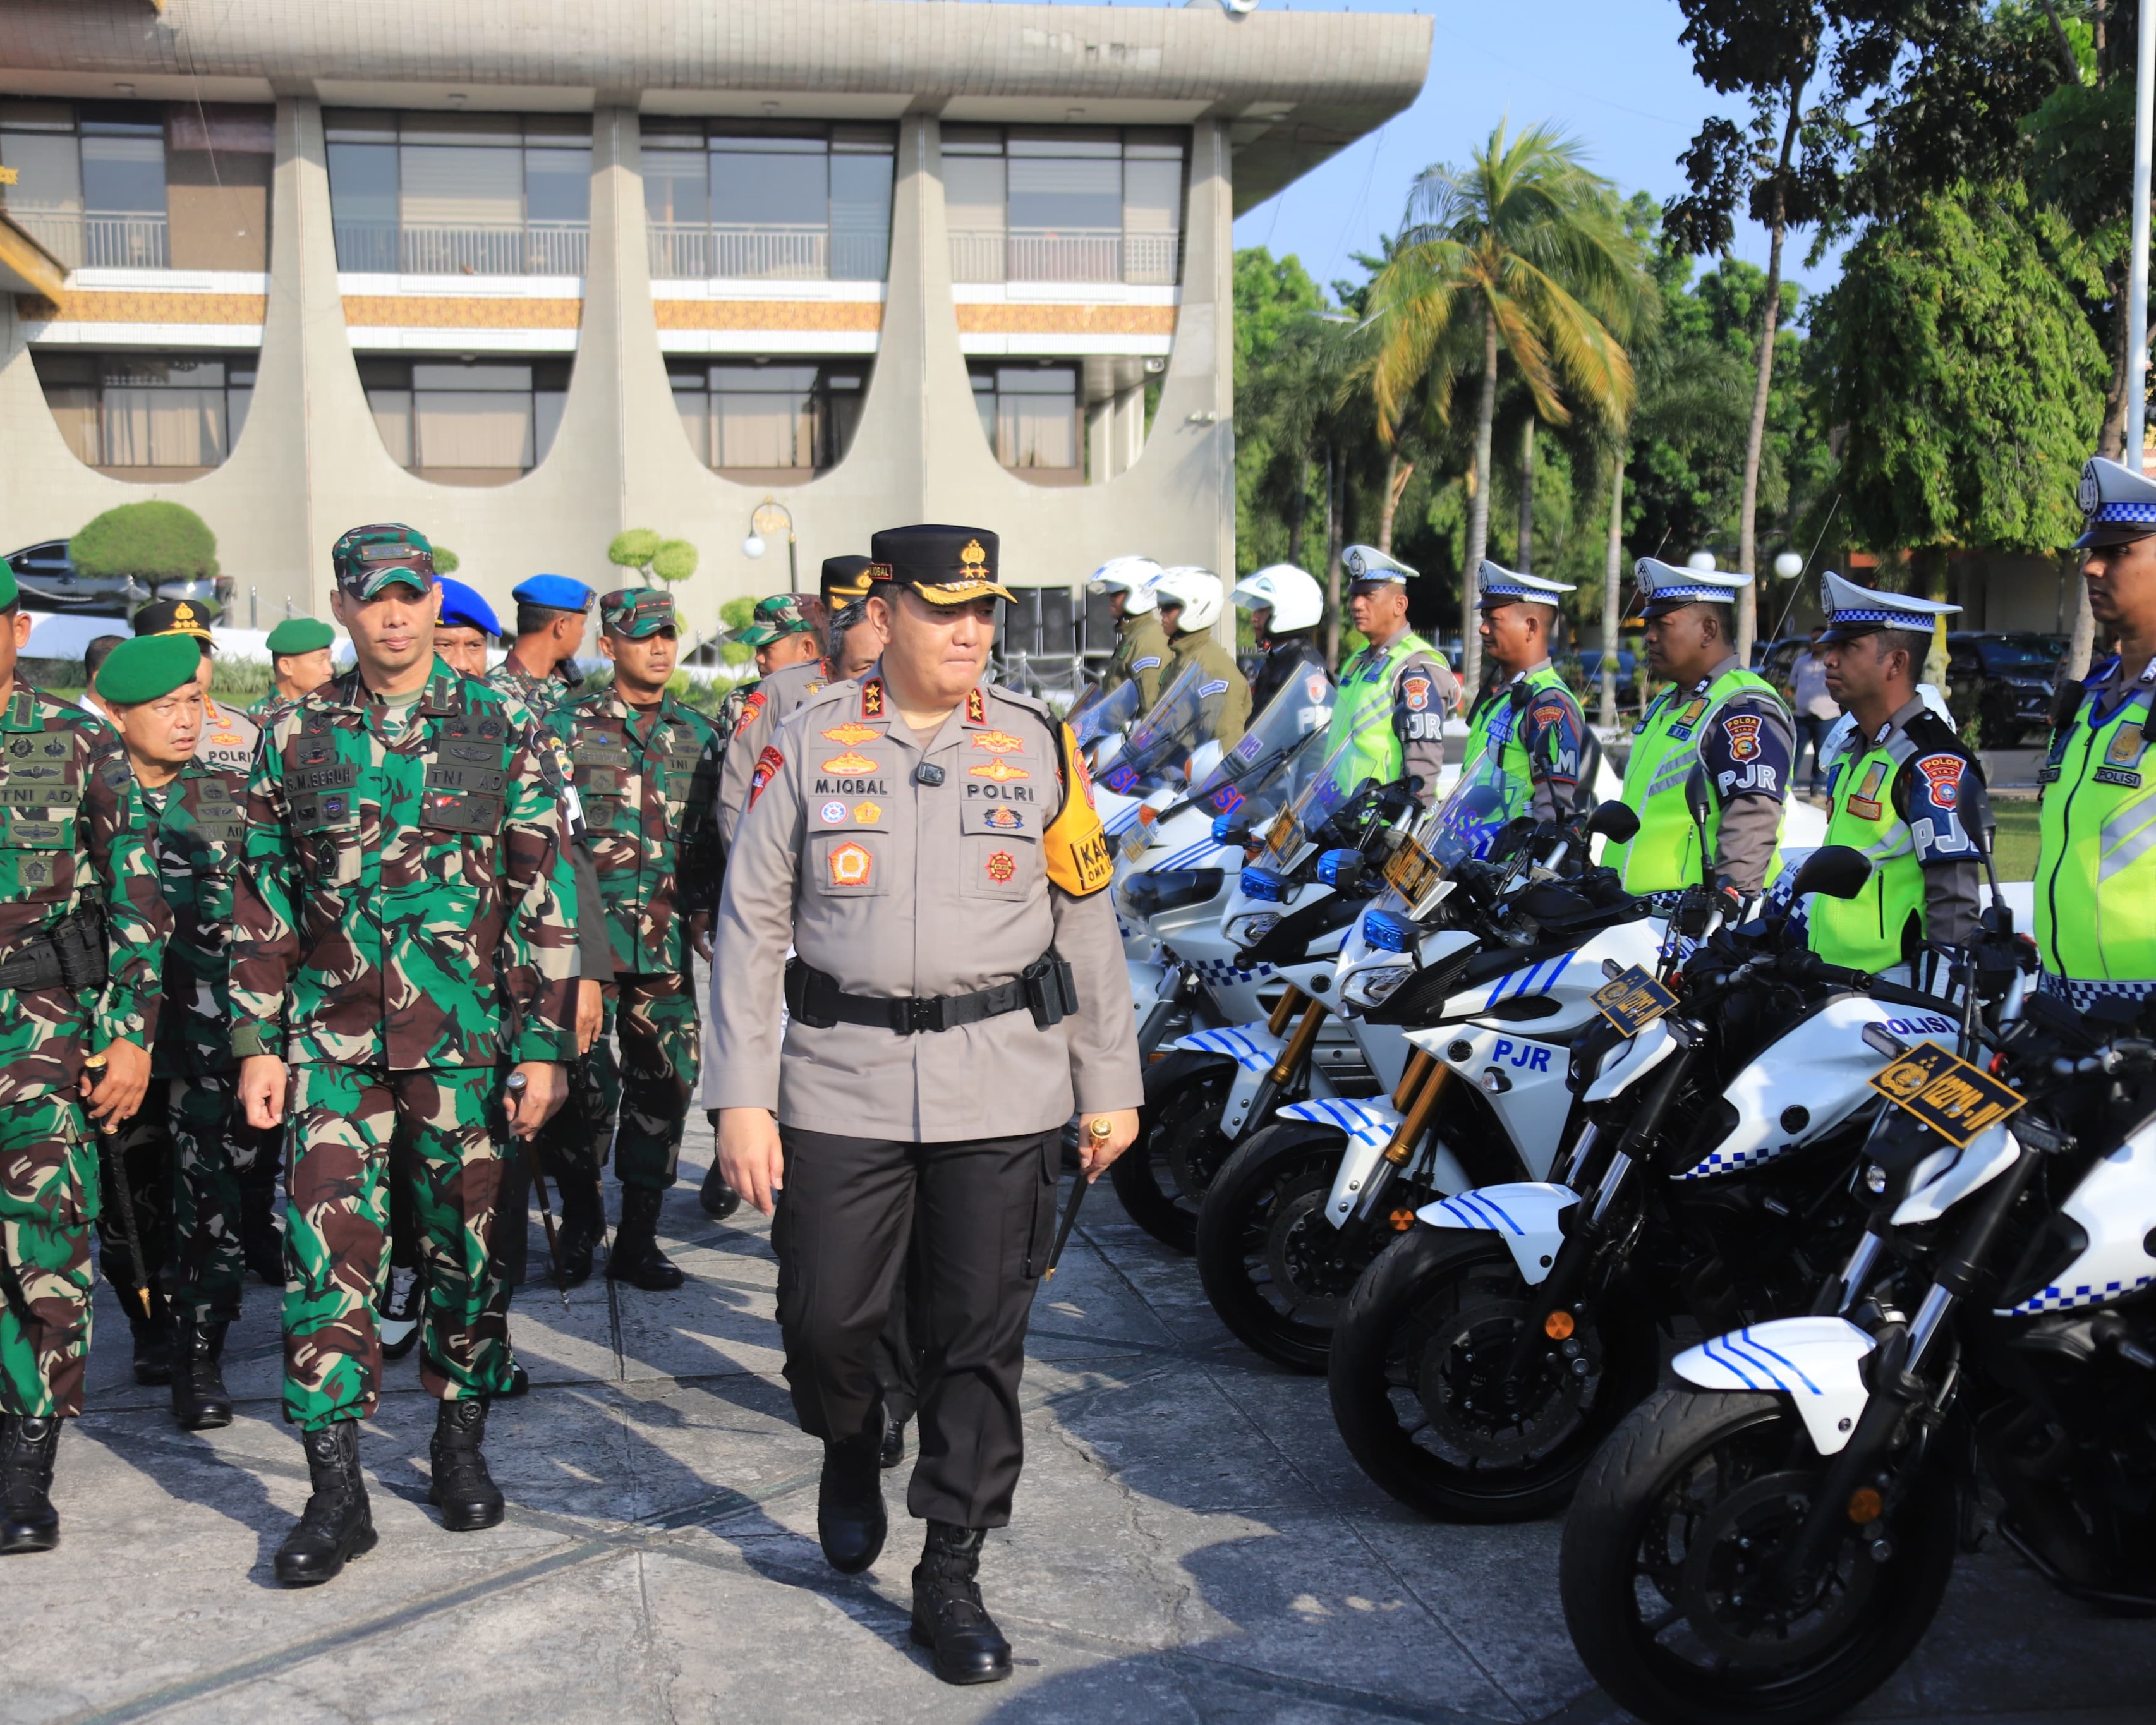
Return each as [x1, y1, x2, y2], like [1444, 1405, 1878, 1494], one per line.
[1233, 564, 1324, 634]
[1153, 566, 1225, 635]
[1087, 554, 1164, 615]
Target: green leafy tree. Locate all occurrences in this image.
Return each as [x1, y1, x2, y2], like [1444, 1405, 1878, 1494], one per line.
[718, 595, 755, 669]
[70, 500, 217, 583]
[607, 528, 662, 573]
[649, 538, 699, 584]
[430, 545, 461, 574]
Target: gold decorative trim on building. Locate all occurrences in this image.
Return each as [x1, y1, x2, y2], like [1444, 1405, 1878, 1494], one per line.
[955, 304, 1179, 337]
[15, 288, 269, 324]
[339, 295, 584, 330]
[653, 300, 884, 333]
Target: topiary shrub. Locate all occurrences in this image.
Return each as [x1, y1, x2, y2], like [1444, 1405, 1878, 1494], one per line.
[71, 501, 218, 582]
[650, 537, 699, 583]
[431, 544, 461, 574]
[608, 528, 662, 572]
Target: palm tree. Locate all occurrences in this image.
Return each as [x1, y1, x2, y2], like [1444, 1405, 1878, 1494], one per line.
[1366, 121, 1648, 693]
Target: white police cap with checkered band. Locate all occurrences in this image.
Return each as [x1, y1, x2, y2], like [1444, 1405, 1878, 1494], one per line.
[2074, 454, 2156, 548]
[1817, 570, 1959, 643]
[1341, 544, 1419, 584]
[1476, 559, 1575, 612]
[1633, 555, 1752, 618]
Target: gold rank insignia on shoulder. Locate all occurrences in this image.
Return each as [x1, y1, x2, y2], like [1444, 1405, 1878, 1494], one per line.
[860, 679, 886, 718]
[966, 686, 987, 724]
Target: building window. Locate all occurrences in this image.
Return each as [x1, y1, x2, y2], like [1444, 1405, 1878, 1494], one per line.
[358, 356, 570, 484]
[325, 111, 591, 277]
[667, 360, 868, 477]
[32, 351, 256, 477]
[642, 121, 894, 282]
[0, 99, 272, 272]
[971, 363, 1081, 482]
[943, 128, 1184, 286]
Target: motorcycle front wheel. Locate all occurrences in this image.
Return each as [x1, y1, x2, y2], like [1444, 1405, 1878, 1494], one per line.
[1196, 1121, 1379, 1372]
[1111, 1051, 1240, 1254]
[1560, 1386, 1957, 1725]
[1328, 1227, 1659, 1522]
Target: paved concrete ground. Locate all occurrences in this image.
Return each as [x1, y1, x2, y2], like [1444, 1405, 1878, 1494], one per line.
[16, 1116, 2156, 1725]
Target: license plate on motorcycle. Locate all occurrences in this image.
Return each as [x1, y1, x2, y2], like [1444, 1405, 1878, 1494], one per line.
[1867, 1044, 2024, 1147]
[1382, 835, 1442, 904]
[1592, 964, 1678, 1036]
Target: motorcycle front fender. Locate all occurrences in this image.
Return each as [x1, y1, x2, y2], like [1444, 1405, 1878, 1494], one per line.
[1417, 1182, 1581, 1285]
[1673, 1316, 1877, 1456]
[1281, 1098, 1402, 1230]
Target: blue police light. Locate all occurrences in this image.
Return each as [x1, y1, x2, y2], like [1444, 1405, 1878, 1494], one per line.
[1362, 909, 1418, 953]
[1316, 848, 1362, 887]
[1238, 865, 1287, 903]
[1212, 813, 1242, 842]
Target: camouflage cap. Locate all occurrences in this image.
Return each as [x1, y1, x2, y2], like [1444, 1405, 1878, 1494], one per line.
[331, 523, 436, 599]
[732, 593, 815, 646]
[600, 586, 678, 639]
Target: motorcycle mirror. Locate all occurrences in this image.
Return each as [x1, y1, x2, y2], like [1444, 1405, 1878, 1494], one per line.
[1584, 800, 1640, 844]
[1788, 844, 1872, 902]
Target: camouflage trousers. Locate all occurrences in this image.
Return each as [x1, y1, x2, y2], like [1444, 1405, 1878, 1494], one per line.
[97, 1074, 266, 1326]
[0, 1094, 97, 1419]
[545, 971, 698, 1193]
[283, 1064, 511, 1431]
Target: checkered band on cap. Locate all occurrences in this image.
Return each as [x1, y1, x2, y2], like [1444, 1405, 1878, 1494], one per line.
[1651, 583, 1738, 606]
[2090, 500, 2156, 526]
[1828, 605, 1935, 629]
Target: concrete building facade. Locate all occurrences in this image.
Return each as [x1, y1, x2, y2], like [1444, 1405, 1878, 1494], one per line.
[0, 0, 1430, 650]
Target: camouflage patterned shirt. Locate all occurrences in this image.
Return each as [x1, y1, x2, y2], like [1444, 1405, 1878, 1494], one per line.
[487, 653, 582, 719]
[0, 683, 171, 1104]
[140, 758, 249, 1079]
[230, 660, 581, 1070]
[545, 687, 720, 976]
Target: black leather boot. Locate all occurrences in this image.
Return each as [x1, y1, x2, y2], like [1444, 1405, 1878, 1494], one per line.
[910, 1522, 1012, 1685]
[606, 1185, 684, 1291]
[124, 1287, 173, 1386]
[240, 1186, 286, 1285]
[880, 1416, 907, 1471]
[817, 1409, 887, 1574]
[169, 1319, 233, 1431]
[555, 1172, 603, 1286]
[0, 1413, 61, 1555]
[274, 1419, 375, 1585]
[428, 1398, 505, 1532]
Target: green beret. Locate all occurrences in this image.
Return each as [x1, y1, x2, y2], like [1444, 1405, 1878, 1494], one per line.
[0, 563, 17, 610]
[95, 632, 202, 707]
[265, 617, 335, 657]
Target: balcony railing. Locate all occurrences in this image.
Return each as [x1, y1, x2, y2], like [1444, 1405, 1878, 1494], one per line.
[332, 220, 589, 277]
[646, 222, 890, 282]
[949, 228, 1179, 287]
[9, 211, 170, 272]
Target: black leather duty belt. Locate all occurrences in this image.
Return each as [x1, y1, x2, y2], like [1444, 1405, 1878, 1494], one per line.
[785, 953, 1078, 1034]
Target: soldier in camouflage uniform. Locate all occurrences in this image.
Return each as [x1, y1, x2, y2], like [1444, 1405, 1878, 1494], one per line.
[92, 631, 270, 1432]
[711, 592, 827, 772]
[251, 617, 339, 720]
[233, 524, 579, 1586]
[0, 574, 172, 1558]
[542, 588, 720, 1290]
[490, 573, 591, 717]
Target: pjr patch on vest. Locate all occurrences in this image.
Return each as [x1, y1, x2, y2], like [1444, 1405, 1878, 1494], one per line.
[748, 745, 785, 809]
[828, 841, 873, 887]
[1915, 753, 1963, 808]
[1723, 714, 1762, 761]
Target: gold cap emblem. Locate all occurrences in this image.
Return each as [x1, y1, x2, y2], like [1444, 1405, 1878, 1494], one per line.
[959, 539, 989, 577]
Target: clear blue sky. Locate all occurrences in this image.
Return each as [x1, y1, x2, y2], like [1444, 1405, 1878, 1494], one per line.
[960, 0, 1838, 303]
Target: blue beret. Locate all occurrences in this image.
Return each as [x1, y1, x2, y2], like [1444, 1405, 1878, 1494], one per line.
[436, 577, 502, 638]
[511, 574, 594, 613]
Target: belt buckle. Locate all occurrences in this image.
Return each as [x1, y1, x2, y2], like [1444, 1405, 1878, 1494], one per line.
[895, 995, 945, 1034]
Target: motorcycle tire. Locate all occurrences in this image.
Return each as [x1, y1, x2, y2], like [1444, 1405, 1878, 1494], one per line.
[1196, 1120, 1372, 1372]
[1560, 1386, 1957, 1725]
[1328, 1226, 1658, 1523]
[1111, 1051, 1240, 1255]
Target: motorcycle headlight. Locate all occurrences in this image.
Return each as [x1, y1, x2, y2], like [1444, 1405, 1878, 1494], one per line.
[1239, 865, 1290, 904]
[1225, 912, 1281, 948]
[1343, 957, 1414, 1011]
[1362, 909, 1419, 954]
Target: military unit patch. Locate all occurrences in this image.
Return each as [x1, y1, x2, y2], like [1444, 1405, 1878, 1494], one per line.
[982, 805, 1023, 830]
[1723, 714, 1762, 761]
[984, 850, 1016, 883]
[748, 745, 785, 809]
[821, 751, 878, 775]
[819, 801, 848, 825]
[1403, 676, 1431, 712]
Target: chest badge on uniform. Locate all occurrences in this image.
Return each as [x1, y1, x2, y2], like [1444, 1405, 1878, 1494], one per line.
[1847, 759, 1888, 821]
[983, 806, 1023, 830]
[819, 801, 848, 825]
[6, 739, 33, 758]
[2108, 722, 2145, 766]
[853, 800, 881, 823]
[969, 758, 1029, 783]
[972, 730, 1025, 754]
[984, 850, 1016, 883]
[1403, 676, 1432, 711]
[821, 750, 878, 775]
[823, 722, 878, 747]
[828, 841, 873, 887]
[1723, 715, 1762, 761]
[1676, 699, 1707, 727]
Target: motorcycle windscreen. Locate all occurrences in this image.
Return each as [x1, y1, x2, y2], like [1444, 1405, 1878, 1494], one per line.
[1362, 743, 1534, 923]
[1256, 710, 1391, 871]
[1066, 679, 1142, 753]
[1096, 662, 1225, 796]
[1185, 670, 1336, 828]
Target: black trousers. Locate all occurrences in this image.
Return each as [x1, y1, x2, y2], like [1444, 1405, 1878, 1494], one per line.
[773, 1126, 1057, 1529]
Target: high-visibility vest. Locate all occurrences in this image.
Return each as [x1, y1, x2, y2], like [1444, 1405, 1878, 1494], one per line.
[1604, 664, 1789, 895]
[1324, 631, 1434, 791]
[2035, 660, 2156, 983]
[1808, 727, 1930, 972]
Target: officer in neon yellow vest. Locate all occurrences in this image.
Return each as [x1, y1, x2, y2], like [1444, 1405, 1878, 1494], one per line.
[1463, 560, 1591, 823]
[1323, 544, 1455, 806]
[2034, 454, 2156, 1011]
[1603, 557, 1793, 909]
[1805, 572, 1983, 978]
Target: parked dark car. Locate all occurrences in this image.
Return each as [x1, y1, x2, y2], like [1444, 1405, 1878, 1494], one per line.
[1946, 631, 2065, 748]
[3, 539, 226, 619]
[1574, 648, 1639, 710]
[1751, 634, 1814, 690]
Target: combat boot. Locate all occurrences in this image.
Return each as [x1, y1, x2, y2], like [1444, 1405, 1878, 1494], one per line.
[169, 1319, 233, 1431]
[123, 1285, 173, 1386]
[0, 1413, 61, 1555]
[606, 1185, 684, 1291]
[817, 1408, 887, 1574]
[881, 1417, 907, 1471]
[240, 1185, 286, 1285]
[274, 1419, 375, 1585]
[428, 1398, 505, 1532]
[910, 1522, 1012, 1685]
[554, 1172, 603, 1286]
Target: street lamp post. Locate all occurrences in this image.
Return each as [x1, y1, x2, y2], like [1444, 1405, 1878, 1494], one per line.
[742, 497, 799, 593]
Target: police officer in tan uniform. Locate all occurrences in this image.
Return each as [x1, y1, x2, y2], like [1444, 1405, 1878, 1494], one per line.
[712, 524, 1141, 1686]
